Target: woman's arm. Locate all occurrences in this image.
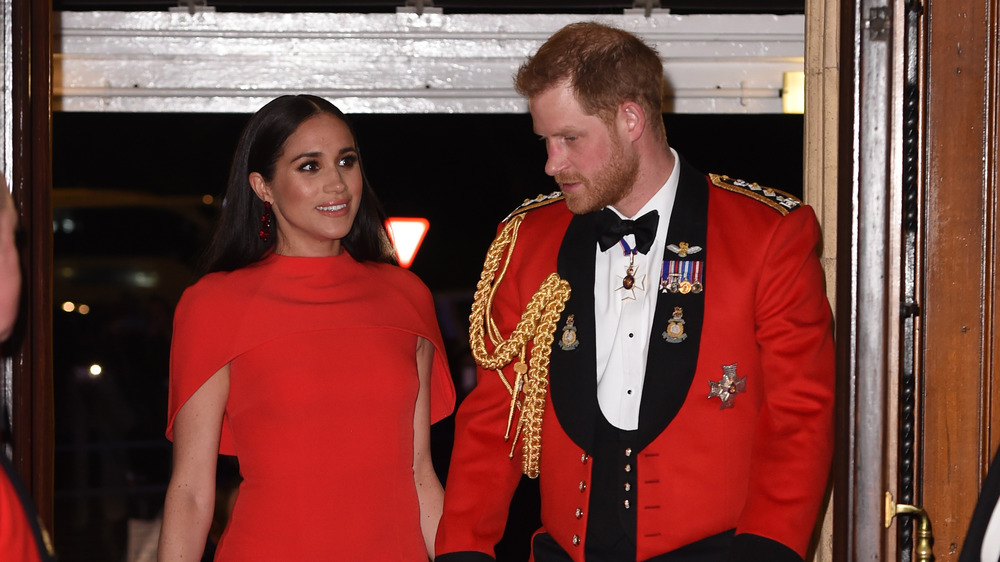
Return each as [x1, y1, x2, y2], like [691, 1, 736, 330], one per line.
[158, 364, 230, 561]
[414, 337, 445, 560]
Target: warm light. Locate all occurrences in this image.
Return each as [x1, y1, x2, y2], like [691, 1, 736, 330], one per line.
[62, 301, 76, 313]
[78, 304, 90, 315]
[385, 217, 430, 269]
[89, 364, 103, 377]
[782, 71, 805, 114]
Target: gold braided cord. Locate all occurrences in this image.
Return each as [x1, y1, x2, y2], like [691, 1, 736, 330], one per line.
[468, 215, 571, 478]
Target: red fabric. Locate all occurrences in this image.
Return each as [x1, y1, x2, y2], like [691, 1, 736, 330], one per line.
[437, 180, 834, 561]
[0, 464, 43, 562]
[167, 252, 455, 560]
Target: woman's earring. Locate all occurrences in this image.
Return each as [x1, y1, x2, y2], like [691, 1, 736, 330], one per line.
[258, 201, 273, 242]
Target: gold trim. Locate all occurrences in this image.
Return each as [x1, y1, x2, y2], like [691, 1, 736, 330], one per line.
[503, 191, 565, 222]
[709, 173, 801, 216]
[468, 214, 571, 478]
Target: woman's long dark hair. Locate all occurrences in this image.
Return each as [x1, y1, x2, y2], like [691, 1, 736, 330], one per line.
[198, 94, 396, 275]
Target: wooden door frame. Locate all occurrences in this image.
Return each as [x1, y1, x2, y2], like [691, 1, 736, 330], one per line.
[919, 0, 1000, 558]
[5, 0, 54, 532]
[832, 0, 1000, 559]
[833, 0, 897, 557]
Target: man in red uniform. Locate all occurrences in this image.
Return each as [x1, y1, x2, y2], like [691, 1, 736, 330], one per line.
[436, 22, 835, 561]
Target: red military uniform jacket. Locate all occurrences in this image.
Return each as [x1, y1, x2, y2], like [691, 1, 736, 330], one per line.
[437, 158, 835, 562]
[1, 453, 55, 562]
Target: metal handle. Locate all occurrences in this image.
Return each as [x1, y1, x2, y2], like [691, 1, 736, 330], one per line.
[885, 491, 935, 561]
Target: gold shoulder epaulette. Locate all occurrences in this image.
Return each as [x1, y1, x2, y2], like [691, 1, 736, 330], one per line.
[709, 173, 802, 216]
[503, 191, 565, 222]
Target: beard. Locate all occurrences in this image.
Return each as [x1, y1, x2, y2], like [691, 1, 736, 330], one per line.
[557, 136, 639, 215]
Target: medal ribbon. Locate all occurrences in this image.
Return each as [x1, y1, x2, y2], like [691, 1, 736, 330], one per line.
[661, 260, 706, 292]
[618, 238, 638, 257]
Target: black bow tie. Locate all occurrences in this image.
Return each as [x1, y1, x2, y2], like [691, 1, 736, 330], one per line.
[596, 209, 659, 254]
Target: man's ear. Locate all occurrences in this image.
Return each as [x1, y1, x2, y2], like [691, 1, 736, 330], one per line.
[248, 172, 271, 203]
[619, 101, 647, 142]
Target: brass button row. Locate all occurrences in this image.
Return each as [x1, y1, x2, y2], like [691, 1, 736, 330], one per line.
[575, 452, 589, 547]
[624, 447, 634, 510]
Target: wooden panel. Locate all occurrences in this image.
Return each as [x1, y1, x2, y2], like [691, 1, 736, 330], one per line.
[9, 0, 54, 533]
[920, 0, 1000, 559]
[990, 0, 1000, 472]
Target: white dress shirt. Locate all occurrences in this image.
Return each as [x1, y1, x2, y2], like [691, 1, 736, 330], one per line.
[593, 149, 680, 430]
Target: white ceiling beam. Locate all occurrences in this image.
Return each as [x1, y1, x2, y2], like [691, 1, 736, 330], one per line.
[53, 10, 804, 114]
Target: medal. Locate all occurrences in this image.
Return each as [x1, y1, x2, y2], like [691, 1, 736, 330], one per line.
[622, 266, 636, 290]
[660, 259, 705, 294]
[708, 363, 746, 409]
[615, 239, 645, 301]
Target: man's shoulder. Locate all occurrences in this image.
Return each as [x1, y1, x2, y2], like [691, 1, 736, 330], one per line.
[503, 191, 568, 223]
[707, 173, 803, 216]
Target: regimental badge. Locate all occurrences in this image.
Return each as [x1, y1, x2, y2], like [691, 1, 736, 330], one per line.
[662, 306, 687, 343]
[708, 363, 746, 409]
[667, 241, 703, 258]
[558, 314, 580, 351]
[660, 260, 704, 294]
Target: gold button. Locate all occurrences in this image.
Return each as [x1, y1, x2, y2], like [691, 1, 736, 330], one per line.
[624, 464, 632, 472]
[572, 535, 581, 546]
[579, 481, 587, 492]
[624, 500, 631, 509]
[581, 453, 589, 464]
[624, 482, 631, 492]
[575, 508, 584, 519]
[625, 447, 632, 456]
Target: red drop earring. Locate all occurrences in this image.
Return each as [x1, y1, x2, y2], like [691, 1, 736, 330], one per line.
[258, 201, 273, 242]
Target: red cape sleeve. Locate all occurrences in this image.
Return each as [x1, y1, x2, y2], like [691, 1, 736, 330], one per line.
[165, 277, 243, 455]
[403, 269, 456, 424]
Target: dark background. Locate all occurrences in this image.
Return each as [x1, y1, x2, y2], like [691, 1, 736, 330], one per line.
[53, 111, 804, 291]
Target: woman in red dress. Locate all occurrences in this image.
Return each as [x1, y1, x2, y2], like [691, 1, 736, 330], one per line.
[157, 95, 455, 561]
